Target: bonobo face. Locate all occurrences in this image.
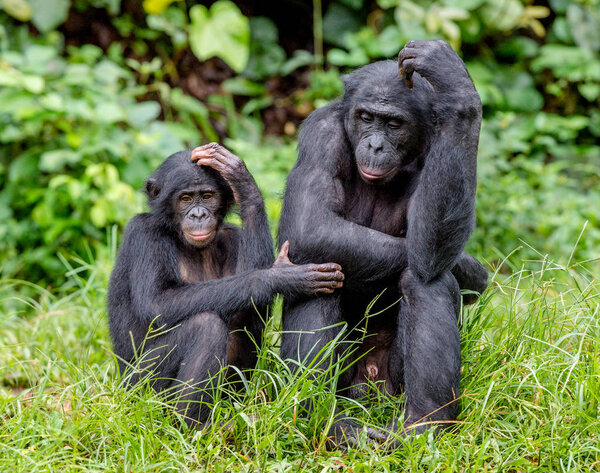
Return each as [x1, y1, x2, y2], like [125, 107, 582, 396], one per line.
[342, 60, 430, 185]
[350, 105, 422, 184]
[174, 183, 223, 248]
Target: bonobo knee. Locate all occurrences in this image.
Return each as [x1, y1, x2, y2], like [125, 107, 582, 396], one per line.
[400, 269, 460, 313]
[183, 312, 228, 341]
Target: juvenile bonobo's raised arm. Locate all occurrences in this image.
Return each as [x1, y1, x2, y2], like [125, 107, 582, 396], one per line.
[399, 40, 482, 282]
[191, 143, 273, 272]
[116, 145, 345, 331]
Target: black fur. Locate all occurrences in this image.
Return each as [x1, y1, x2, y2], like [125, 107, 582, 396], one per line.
[108, 147, 345, 427]
[278, 41, 488, 446]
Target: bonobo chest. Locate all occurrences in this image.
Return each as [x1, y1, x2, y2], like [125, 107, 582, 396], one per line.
[343, 175, 414, 237]
[177, 234, 236, 284]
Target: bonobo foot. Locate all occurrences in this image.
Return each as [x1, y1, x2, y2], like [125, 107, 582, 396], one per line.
[327, 416, 388, 451]
[452, 253, 489, 305]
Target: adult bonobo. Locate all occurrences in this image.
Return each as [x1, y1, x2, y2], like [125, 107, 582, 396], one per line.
[108, 144, 344, 428]
[278, 41, 488, 447]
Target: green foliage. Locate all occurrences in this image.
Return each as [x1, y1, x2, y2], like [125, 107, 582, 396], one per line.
[188, 1, 250, 73]
[322, 0, 600, 264]
[1, 0, 600, 283]
[0, 30, 209, 283]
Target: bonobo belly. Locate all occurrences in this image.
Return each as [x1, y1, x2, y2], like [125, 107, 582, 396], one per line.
[342, 291, 401, 399]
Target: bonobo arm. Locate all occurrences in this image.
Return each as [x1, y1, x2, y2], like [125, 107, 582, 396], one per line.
[125, 217, 344, 328]
[279, 105, 408, 284]
[399, 40, 482, 283]
[279, 104, 486, 293]
[191, 143, 273, 272]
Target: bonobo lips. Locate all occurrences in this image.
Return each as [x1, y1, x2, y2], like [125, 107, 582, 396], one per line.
[187, 231, 213, 241]
[358, 165, 397, 182]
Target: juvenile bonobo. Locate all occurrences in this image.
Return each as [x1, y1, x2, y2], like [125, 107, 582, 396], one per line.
[278, 40, 488, 447]
[108, 144, 344, 428]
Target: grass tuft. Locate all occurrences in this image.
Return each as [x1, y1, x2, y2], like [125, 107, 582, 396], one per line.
[1, 254, 599, 471]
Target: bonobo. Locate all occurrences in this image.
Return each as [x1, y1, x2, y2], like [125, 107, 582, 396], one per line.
[278, 40, 488, 447]
[108, 144, 344, 428]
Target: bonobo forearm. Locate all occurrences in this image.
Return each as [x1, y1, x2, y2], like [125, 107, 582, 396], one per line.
[144, 269, 275, 327]
[289, 214, 408, 283]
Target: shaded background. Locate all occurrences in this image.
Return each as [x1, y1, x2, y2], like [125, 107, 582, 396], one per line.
[1, 0, 599, 287]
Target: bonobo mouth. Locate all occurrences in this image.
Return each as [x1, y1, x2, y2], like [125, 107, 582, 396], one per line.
[185, 231, 214, 241]
[357, 165, 397, 182]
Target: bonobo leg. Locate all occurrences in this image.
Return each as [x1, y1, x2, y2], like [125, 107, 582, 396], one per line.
[281, 294, 350, 382]
[136, 312, 230, 428]
[390, 269, 461, 437]
[281, 296, 384, 448]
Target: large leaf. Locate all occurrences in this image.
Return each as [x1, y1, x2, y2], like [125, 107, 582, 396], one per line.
[189, 1, 250, 73]
[2, 0, 32, 21]
[567, 3, 600, 53]
[28, 0, 70, 33]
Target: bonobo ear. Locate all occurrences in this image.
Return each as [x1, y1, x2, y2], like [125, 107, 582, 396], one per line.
[144, 178, 160, 200]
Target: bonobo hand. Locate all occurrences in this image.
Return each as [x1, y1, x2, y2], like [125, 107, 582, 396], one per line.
[398, 40, 477, 97]
[191, 143, 257, 205]
[273, 241, 344, 296]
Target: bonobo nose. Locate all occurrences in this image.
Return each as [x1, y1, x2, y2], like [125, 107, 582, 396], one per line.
[368, 136, 384, 152]
[190, 207, 208, 220]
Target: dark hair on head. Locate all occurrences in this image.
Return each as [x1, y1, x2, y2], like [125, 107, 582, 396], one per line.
[144, 150, 234, 228]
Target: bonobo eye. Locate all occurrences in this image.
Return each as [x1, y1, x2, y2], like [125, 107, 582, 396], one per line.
[387, 119, 404, 129]
[359, 111, 374, 122]
[202, 192, 214, 201]
[180, 194, 193, 203]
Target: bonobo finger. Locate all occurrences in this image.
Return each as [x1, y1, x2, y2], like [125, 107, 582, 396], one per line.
[309, 270, 344, 281]
[316, 287, 335, 295]
[275, 241, 292, 265]
[190, 143, 218, 161]
[318, 279, 343, 289]
[366, 426, 389, 442]
[215, 145, 242, 163]
[313, 263, 342, 272]
[194, 157, 225, 173]
[398, 58, 416, 89]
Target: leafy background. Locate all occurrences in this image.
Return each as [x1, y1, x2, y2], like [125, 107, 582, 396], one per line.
[1, 2, 599, 471]
[1, 0, 599, 284]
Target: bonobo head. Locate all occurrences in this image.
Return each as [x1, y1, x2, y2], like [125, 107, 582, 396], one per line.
[145, 151, 234, 248]
[342, 60, 432, 185]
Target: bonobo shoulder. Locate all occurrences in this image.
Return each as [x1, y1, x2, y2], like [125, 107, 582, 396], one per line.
[121, 213, 168, 247]
[299, 102, 345, 141]
[297, 102, 347, 167]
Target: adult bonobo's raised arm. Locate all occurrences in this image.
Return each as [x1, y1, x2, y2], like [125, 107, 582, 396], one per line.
[399, 40, 482, 282]
[279, 58, 486, 293]
[108, 144, 344, 428]
[278, 41, 488, 448]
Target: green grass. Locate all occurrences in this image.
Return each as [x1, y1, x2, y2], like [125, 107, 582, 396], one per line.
[1, 254, 599, 472]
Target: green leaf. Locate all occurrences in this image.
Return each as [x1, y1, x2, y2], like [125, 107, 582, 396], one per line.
[481, 0, 523, 31]
[578, 83, 600, 101]
[189, 0, 250, 73]
[28, 0, 70, 33]
[280, 50, 315, 76]
[323, 3, 362, 48]
[222, 77, 265, 96]
[22, 74, 45, 93]
[39, 150, 81, 172]
[126, 101, 161, 127]
[327, 47, 369, 67]
[2, 0, 32, 21]
[567, 4, 600, 52]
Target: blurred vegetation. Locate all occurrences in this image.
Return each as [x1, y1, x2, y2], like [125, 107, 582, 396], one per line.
[0, 0, 599, 286]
